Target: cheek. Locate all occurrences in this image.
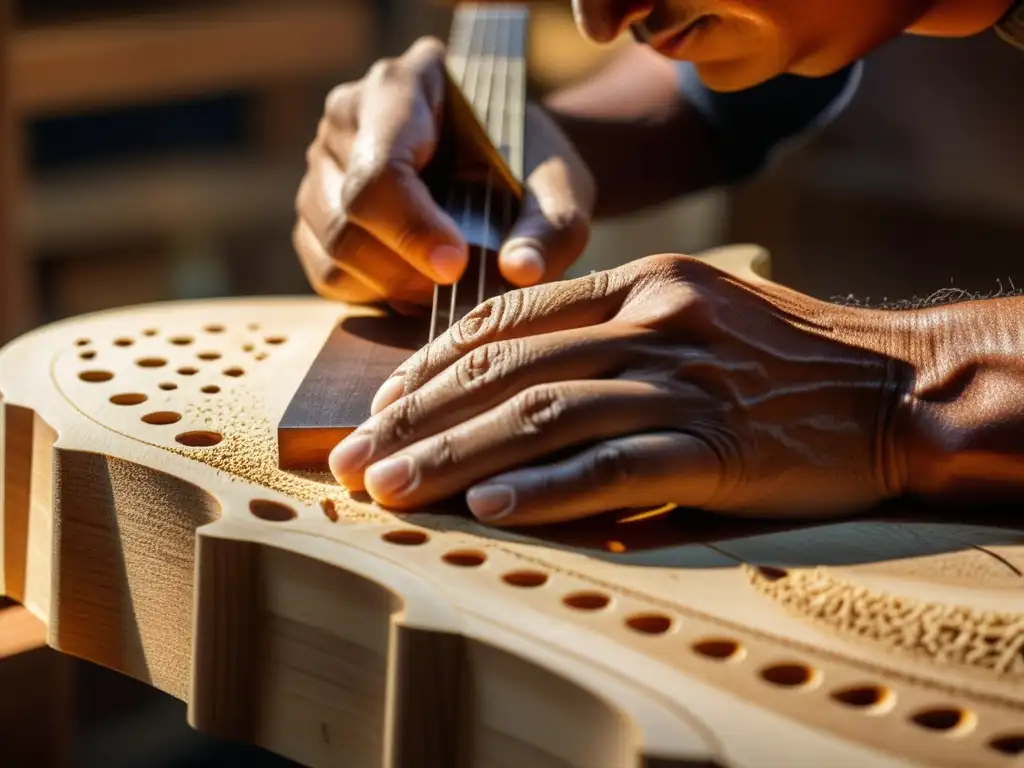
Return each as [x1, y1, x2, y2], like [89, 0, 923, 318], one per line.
[689, 12, 791, 90]
[573, 0, 654, 43]
[754, 1, 916, 75]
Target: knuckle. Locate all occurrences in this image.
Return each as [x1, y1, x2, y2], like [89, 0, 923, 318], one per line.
[293, 227, 344, 298]
[340, 157, 394, 217]
[379, 393, 420, 443]
[510, 386, 565, 434]
[661, 252, 712, 282]
[573, 268, 612, 305]
[450, 294, 514, 351]
[454, 342, 516, 391]
[619, 254, 716, 328]
[324, 83, 359, 123]
[430, 432, 459, 469]
[407, 37, 448, 105]
[409, 36, 447, 62]
[366, 57, 403, 85]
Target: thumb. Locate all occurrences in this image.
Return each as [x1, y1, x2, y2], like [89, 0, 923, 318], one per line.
[499, 175, 591, 287]
[499, 108, 594, 287]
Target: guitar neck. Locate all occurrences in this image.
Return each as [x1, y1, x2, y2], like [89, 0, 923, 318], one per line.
[424, 3, 530, 340]
[446, 3, 528, 183]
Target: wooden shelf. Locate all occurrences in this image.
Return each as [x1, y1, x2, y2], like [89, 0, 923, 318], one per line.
[26, 151, 303, 254]
[12, 2, 375, 116]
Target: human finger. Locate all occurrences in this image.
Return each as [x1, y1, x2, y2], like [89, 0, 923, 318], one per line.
[369, 266, 637, 413]
[297, 141, 348, 251]
[343, 39, 469, 284]
[466, 431, 721, 526]
[292, 217, 384, 304]
[499, 105, 594, 286]
[330, 325, 639, 485]
[358, 380, 707, 508]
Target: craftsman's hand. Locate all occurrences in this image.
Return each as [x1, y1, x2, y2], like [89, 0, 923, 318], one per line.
[293, 37, 595, 307]
[328, 253, 923, 525]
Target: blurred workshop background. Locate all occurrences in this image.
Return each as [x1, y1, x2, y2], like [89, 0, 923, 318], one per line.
[1, 0, 1022, 766]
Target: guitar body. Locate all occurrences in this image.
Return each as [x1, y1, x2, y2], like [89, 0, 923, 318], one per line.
[3, 243, 1024, 768]
[5, 5, 1024, 767]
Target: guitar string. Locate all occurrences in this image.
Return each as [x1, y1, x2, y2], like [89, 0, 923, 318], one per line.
[475, 10, 503, 314]
[432, 4, 475, 340]
[430, 7, 473, 342]
[428, 5, 524, 342]
[450, 5, 486, 333]
[470, 6, 523, 316]
[496, 9, 518, 293]
[487, 6, 524, 304]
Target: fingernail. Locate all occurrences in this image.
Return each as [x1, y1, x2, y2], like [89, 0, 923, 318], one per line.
[329, 434, 373, 478]
[365, 455, 416, 498]
[371, 376, 404, 414]
[467, 484, 515, 521]
[502, 245, 545, 284]
[428, 244, 466, 284]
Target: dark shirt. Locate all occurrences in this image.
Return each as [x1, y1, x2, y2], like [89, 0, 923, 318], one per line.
[678, 12, 1024, 184]
[676, 60, 863, 183]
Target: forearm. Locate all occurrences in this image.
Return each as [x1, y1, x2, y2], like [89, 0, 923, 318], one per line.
[540, 45, 726, 219]
[902, 296, 1024, 501]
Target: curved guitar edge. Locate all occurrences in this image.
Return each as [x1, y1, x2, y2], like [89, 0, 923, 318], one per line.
[188, 518, 899, 768]
[4, 244, 999, 768]
[0, 403, 900, 768]
[0, 383, 728, 767]
[693, 244, 773, 284]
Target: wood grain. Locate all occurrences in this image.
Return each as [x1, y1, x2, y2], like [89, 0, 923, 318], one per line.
[11, 3, 375, 116]
[6, 246, 1024, 767]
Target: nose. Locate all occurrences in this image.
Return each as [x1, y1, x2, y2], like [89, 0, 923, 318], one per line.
[572, 0, 655, 43]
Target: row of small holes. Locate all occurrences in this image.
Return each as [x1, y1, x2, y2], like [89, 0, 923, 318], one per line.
[374, 530, 674, 633]
[372, 528, 1023, 755]
[165, 333, 284, 347]
[79, 363, 245, 380]
[75, 325, 278, 368]
[75, 330, 241, 450]
[247, 506, 1024, 757]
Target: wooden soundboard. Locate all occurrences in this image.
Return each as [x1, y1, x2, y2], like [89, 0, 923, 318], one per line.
[2, 244, 1024, 767]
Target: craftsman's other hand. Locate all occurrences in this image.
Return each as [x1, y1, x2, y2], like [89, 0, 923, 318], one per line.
[293, 37, 596, 307]
[328, 253, 922, 525]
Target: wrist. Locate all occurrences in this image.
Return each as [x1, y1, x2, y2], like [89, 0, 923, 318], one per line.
[895, 297, 1024, 501]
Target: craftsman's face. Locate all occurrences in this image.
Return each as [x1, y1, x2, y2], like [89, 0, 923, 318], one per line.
[571, 0, 930, 89]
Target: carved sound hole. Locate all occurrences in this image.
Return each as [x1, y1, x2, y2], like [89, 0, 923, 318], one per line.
[71, 322, 284, 449]
[250, 499, 297, 522]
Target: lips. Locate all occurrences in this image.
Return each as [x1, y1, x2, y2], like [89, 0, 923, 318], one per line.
[648, 15, 710, 57]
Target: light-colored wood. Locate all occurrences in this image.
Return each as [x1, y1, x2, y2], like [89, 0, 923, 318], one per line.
[3, 244, 1024, 767]
[11, 3, 375, 117]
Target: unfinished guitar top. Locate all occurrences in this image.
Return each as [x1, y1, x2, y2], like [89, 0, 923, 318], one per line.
[3, 243, 1024, 768]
